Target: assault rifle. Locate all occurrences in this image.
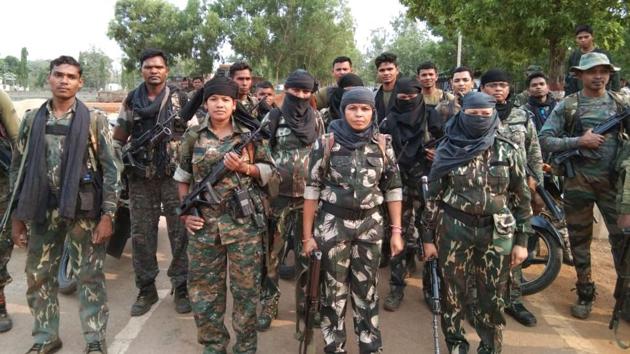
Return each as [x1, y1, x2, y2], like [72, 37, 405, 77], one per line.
[121, 112, 177, 169]
[297, 250, 322, 354]
[0, 141, 11, 173]
[553, 108, 630, 178]
[176, 120, 269, 216]
[420, 175, 441, 354]
[610, 228, 630, 349]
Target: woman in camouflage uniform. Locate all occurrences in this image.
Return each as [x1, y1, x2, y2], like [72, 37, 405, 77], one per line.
[174, 77, 274, 354]
[303, 87, 404, 354]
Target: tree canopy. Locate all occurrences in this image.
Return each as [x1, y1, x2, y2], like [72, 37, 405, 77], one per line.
[79, 48, 114, 90]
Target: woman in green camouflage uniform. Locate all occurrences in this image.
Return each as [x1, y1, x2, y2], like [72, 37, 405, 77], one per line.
[422, 92, 532, 354]
[303, 87, 404, 354]
[175, 77, 274, 354]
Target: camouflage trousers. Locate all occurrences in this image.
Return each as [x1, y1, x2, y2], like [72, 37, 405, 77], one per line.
[316, 211, 384, 354]
[188, 236, 262, 354]
[26, 209, 108, 344]
[0, 174, 12, 289]
[564, 173, 625, 285]
[260, 196, 303, 306]
[437, 212, 509, 354]
[128, 175, 188, 289]
[389, 193, 421, 290]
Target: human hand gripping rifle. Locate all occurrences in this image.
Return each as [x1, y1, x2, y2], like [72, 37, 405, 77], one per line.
[176, 120, 269, 216]
[553, 108, 630, 178]
[419, 175, 441, 354]
[609, 228, 630, 349]
[121, 112, 177, 170]
[296, 250, 322, 354]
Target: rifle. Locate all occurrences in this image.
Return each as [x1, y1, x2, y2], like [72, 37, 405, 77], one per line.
[297, 250, 322, 354]
[525, 164, 564, 221]
[420, 175, 441, 354]
[176, 120, 269, 216]
[0, 141, 11, 174]
[424, 135, 446, 150]
[610, 228, 630, 349]
[121, 112, 177, 169]
[553, 108, 630, 178]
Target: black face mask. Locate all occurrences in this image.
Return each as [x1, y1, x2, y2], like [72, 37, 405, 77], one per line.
[395, 95, 421, 113]
[460, 113, 497, 139]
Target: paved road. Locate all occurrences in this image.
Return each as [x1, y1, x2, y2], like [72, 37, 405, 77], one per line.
[1, 218, 627, 353]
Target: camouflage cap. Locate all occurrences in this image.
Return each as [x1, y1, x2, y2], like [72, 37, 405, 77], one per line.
[526, 65, 543, 76]
[570, 52, 620, 73]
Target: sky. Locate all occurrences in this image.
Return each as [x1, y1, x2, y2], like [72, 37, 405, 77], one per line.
[1, 0, 406, 68]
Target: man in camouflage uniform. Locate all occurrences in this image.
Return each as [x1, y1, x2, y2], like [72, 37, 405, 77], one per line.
[379, 78, 443, 311]
[435, 66, 475, 123]
[303, 88, 404, 353]
[375, 52, 400, 124]
[416, 61, 455, 109]
[229, 62, 259, 115]
[314, 56, 353, 110]
[113, 48, 190, 317]
[257, 70, 324, 330]
[481, 69, 543, 327]
[10, 56, 120, 354]
[512, 65, 544, 107]
[175, 77, 274, 354]
[540, 52, 630, 319]
[423, 92, 532, 354]
[0, 89, 19, 333]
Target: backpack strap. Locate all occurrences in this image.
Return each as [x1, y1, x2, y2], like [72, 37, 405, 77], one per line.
[318, 133, 335, 179]
[375, 133, 389, 165]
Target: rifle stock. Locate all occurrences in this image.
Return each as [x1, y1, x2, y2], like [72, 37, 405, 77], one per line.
[299, 250, 322, 354]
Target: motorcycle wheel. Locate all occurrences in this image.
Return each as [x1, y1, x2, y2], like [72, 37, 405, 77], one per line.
[279, 213, 297, 280]
[58, 239, 77, 295]
[520, 225, 563, 296]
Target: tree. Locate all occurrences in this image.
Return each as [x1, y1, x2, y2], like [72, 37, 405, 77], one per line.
[214, 0, 360, 84]
[400, 0, 628, 89]
[108, 0, 223, 77]
[18, 47, 29, 88]
[27, 60, 50, 89]
[2, 56, 19, 74]
[79, 48, 114, 90]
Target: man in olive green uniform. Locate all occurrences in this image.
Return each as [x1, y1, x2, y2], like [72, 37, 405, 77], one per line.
[113, 48, 190, 316]
[435, 66, 475, 123]
[257, 70, 324, 330]
[10, 56, 120, 354]
[423, 92, 532, 354]
[229, 62, 259, 115]
[175, 77, 275, 354]
[0, 89, 19, 333]
[416, 61, 455, 108]
[481, 69, 543, 327]
[540, 52, 630, 319]
[314, 56, 353, 110]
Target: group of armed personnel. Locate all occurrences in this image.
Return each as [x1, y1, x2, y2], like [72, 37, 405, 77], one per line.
[0, 23, 630, 354]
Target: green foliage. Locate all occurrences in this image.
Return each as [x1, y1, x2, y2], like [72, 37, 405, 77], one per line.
[2, 56, 19, 74]
[400, 0, 628, 88]
[108, 0, 223, 77]
[79, 48, 114, 90]
[214, 0, 359, 84]
[27, 60, 50, 89]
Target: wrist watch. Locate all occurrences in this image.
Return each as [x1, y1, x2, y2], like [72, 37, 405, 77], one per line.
[102, 210, 116, 222]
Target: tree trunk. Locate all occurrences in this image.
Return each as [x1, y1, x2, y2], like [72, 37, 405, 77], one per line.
[548, 36, 566, 93]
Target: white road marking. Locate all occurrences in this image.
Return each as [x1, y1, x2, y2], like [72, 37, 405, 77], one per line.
[109, 289, 170, 354]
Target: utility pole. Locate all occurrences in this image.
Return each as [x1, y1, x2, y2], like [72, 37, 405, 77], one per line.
[457, 32, 462, 67]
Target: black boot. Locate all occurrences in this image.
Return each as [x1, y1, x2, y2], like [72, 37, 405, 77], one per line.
[571, 282, 596, 319]
[130, 283, 159, 316]
[173, 284, 191, 314]
[505, 303, 537, 327]
[0, 288, 12, 333]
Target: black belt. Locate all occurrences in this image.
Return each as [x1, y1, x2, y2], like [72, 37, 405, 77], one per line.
[439, 201, 493, 227]
[321, 202, 379, 221]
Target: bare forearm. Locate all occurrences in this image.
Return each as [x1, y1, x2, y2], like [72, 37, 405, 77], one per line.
[387, 200, 402, 227]
[302, 199, 318, 241]
[177, 182, 190, 202]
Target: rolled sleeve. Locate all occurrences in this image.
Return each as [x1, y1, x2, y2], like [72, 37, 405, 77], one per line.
[384, 187, 403, 202]
[173, 166, 192, 183]
[255, 163, 272, 186]
[303, 186, 320, 200]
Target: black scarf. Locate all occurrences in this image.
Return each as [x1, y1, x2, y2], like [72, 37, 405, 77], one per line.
[328, 115, 374, 151]
[496, 101, 512, 121]
[527, 94, 556, 131]
[375, 84, 397, 124]
[388, 95, 426, 168]
[329, 74, 364, 121]
[428, 112, 499, 181]
[15, 100, 90, 222]
[280, 93, 318, 145]
[130, 83, 167, 119]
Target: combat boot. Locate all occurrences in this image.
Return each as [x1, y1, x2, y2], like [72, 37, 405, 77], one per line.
[0, 287, 12, 333]
[130, 283, 159, 317]
[505, 302, 537, 327]
[257, 299, 278, 331]
[85, 340, 107, 354]
[173, 284, 191, 314]
[25, 339, 63, 354]
[571, 282, 596, 319]
[383, 287, 404, 312]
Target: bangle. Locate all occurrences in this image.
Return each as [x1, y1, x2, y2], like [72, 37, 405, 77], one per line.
[390, 225, 402, 231]
[302, 237, 314, 243]
[245, 164, 251, 176]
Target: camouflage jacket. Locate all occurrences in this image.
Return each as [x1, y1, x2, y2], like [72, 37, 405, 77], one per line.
[422, 138, 533, 247]
[239, 94, 259, 117]
[0, 89, 19, 147]
[174, 117, 275, 245]
[116, 84, 187, 179]
[304, 134, 403, 210]
[497, 106, 544, 182]
[512, 90, 529, 107]
[539, 91, 630, 178]
[422, 89, 455, 108]
[261, 111, 324, 198]
[10, 100, 121, 215]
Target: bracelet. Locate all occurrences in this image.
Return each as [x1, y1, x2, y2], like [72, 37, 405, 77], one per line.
[390, 225, 402, 231]
[245, 164, 251, 176]
[302, 238, 314, 243]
